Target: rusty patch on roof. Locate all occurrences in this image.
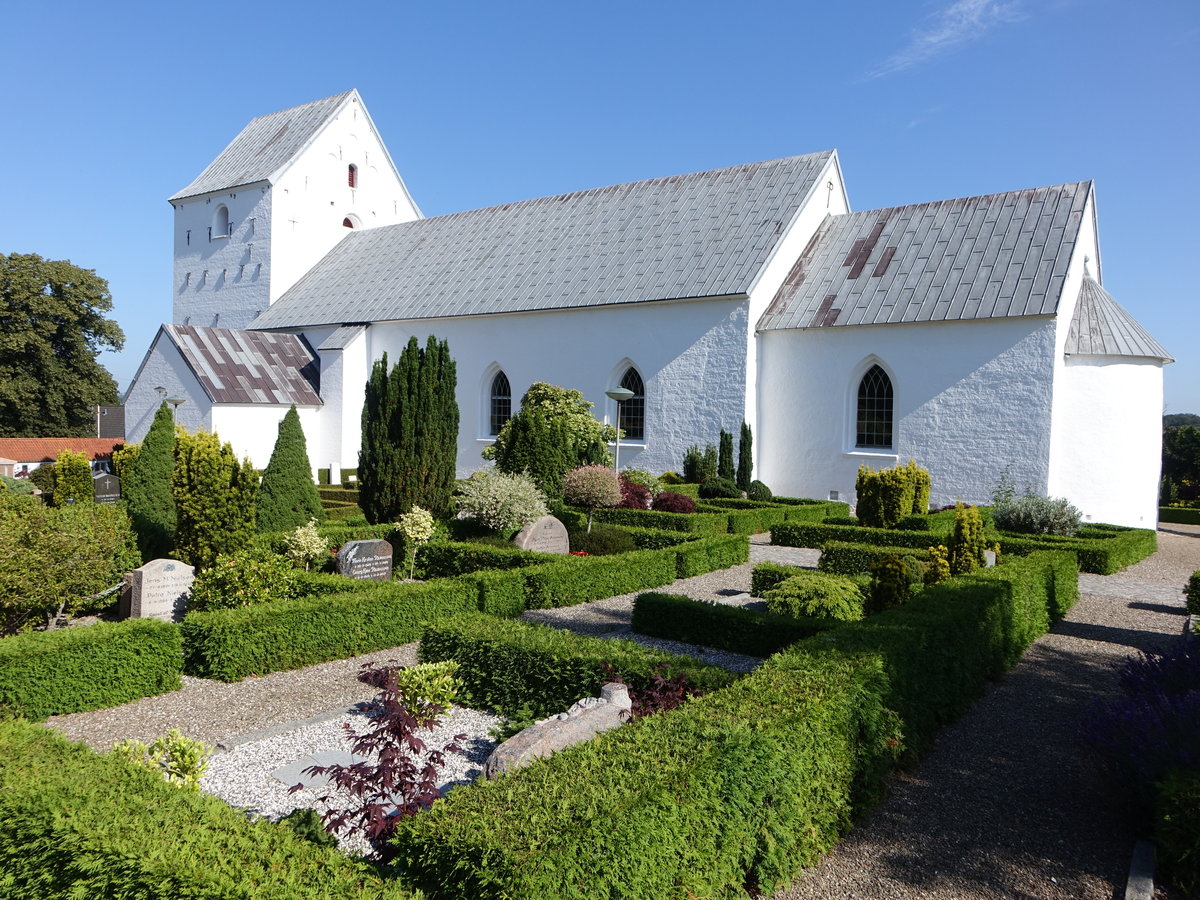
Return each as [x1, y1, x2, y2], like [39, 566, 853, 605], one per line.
[845, 219, 888, 279]
[871, 247, 897, 278]
[809, 294, 842, 327]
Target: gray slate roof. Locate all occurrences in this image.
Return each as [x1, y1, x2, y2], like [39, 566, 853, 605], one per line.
[250, 152, 835, 330]
[317, 324, 368, 351]
[1066, 277, 1172, 361]
[170, 91, 355, 201]
[758, 182, 1092, 331]
[164, 325, 321, 405]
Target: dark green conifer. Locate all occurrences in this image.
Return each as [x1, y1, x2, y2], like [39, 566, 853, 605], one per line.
[173, 428, 257, 570]
[123, 402, 176, 560]
[256, 405, 324, 533]
[737, 421, 753, 492]
[718, 429, 734, 481]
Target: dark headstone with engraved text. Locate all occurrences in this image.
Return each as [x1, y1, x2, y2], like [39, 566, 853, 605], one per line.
[93, 472, 121, 504]
[512, 516, 570, 554]
[119, 559, 193, 623]
[336, 539, 393, 581]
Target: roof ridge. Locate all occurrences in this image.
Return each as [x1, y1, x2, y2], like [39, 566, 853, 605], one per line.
[242, 89, 355, 126]
[844, 180, 1093, 219]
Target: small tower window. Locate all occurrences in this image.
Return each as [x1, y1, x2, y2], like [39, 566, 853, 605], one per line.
[343, 217, 355, 228]
[490, 371, 512, 436]
[856, 365, 893, 449]
[212, 204, 230, 239]
[348, 164, 358, 188]
[618, 367, 645, 440]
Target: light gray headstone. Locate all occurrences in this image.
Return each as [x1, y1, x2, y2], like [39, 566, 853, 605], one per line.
[336, 539, 393, 581]
[512, 515, 570, 555]
[120, 558, 193, 622]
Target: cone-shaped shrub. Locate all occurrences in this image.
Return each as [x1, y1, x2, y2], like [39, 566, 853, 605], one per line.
[256, 406, 324, 533]
[718, 429, 734, 481]
[123, 402, 176, 560]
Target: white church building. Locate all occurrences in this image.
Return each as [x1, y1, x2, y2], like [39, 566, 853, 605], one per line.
[125, 90, 1172, 527]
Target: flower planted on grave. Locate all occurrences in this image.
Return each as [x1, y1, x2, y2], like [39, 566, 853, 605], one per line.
[397, 506, 435, 580]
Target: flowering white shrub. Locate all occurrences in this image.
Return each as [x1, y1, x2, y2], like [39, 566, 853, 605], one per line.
[284, 518, 329, 570]
[455, 470, 548, 533]
[397, 506, 436, 579]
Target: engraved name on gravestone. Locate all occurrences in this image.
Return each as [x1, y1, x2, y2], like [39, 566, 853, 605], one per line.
[336, 539, 393, 581]
[93, 472, 121, 504]
[120, 559, 194, 622]
[512, 515, 570, 554]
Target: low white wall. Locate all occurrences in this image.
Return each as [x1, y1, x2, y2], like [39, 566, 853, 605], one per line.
[757, 316, 1058, 509]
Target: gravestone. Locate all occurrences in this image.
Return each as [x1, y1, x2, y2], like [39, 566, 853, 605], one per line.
[512, 515, 569, 554]
[336, 539, 393, 581]
[120, 558, 193, 622]
[93, 472, 121, 504]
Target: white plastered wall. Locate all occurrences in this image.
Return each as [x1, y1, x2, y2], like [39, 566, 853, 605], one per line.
[327, 296, 752, 477]
[123, 330, 214, 442]
[757, 316, 1058, 509]
[211, 405, 323, 473]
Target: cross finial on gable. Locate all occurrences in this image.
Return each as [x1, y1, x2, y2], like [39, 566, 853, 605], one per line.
[1083, 255, 1091, 278]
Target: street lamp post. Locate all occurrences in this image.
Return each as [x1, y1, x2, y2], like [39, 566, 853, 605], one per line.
[604, 387, 635, 473]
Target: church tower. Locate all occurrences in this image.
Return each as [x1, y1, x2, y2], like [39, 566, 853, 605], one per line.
[167, 90, 420, 329]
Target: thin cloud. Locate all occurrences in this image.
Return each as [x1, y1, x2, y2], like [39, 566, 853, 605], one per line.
[864, 0, 1026, 80]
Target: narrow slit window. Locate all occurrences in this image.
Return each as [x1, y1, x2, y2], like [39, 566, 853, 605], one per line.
[618, 367, 645, 441]
[490, 371, 511, 435]
[348, 164, 358, 188]
[856, 365, 893, 448]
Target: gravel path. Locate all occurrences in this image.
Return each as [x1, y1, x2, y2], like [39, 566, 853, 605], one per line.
[40, 528, 1198, 891]
[770, 525, 1199, 900]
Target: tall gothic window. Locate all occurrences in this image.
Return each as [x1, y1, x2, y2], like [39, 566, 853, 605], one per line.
[856, 365, 893, 448]
[489, 371, 511, 436]
[348, 164, 358, 188]
[618, 367, 645, 441]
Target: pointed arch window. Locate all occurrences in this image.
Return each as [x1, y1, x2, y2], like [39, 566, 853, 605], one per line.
[489, 371, 511, 436]
[618, 367, 645, 441]
[348, 164, 358, 188]
[856, 365, 893, 449]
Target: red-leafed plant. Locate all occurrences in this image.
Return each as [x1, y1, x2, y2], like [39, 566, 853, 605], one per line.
[618, 475, 652, 509]
[651, 490, 697, 514]
[600, 662, 703, 718]
[290, 662, 464, 860]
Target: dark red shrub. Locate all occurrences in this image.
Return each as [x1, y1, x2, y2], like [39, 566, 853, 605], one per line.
[652, 491, 696, 514]
[600, 662, 702, 718]
[619, 475, 651, 509]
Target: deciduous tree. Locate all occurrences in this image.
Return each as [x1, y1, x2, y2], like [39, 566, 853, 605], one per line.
[0, 253, 124, 436]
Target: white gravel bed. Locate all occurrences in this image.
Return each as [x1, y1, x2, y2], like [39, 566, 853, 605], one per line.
[200, 704, 503, 858]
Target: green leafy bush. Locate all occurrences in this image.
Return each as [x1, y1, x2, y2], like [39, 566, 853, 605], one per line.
[948, 503, 988, 575]
[1187, 571, 1200, 615]
[418, 612, 737, 718]
[0, 474, 35, 494]
[772, 520, 940, 554]
[173, 428, 258, 571]
[992, 493, 1082, 536]
[633, 592, 836, 656]
[50, 449, 94, 506]
[0, 720, 419, 899]
[1160, 506, 1200, 525]
[1156, 768, 1200, 899]
[699, 476, 741, 499]
[454, 469, 548, 533]
[751, 561, 806, 596]
[855, 461, 929, 528]
[284, 518, 330, 570]
[569, 523, 637, 555]
[747, 479, 772, 501]
[561, 465, 622, 530]
[0, 619, 182, 720]
[764, 572, 864, 621]
[620, 469, 663, 496]
[867, 555, 914, 614]
[112, 729, 212, 791]
[187, 547, 298, 612]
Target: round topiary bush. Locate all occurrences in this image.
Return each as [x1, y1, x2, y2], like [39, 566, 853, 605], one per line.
[569, 524, 637, 556]
[652, 491, 697, 514]
[746, 480, 773, 501]
[698, 477, 741, 499]
[764, 572, 864, 621]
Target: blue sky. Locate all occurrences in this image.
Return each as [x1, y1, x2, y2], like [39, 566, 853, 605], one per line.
[2, 0, 1197, 413]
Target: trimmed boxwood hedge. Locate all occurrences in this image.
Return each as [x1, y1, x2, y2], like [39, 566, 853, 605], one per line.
[674, 532, 749, 577]
[392, 649, 895, 900]
[522, 548, 678, 609]
[774, 521, 944, 553]
[1160, 506, 1200, 526]
[0, 620, 183, 721]
[996, 525, 1156, 574]
[418, 611, 738, 718]
[0, 720, 415, 899]
[696, 502, 790, 534]
[632, 592, 836, 657]
[590, 506, 729, 534]
[180, 577, 478, 681]
[818, 541, 933, 576]
[416, 541, 546, 577]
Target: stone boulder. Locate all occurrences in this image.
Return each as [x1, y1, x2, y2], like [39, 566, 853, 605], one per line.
[483, 683, 633, 779]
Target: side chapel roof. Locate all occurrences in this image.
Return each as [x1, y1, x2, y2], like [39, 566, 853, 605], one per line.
[169, 91, 357, 201]
[758, 182, 1093, 330]
[161, 325, 321, 405]
[249, 151, 836, 329]
[1065, 276, 1173, 361]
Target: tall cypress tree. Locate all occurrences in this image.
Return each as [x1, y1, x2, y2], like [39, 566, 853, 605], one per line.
[718, 429, 734, 481]
[256, 405, 325, 533]
[123, 401, 176, 560]
[737, 421, 753, 492]
[358, 337, 459, 523]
